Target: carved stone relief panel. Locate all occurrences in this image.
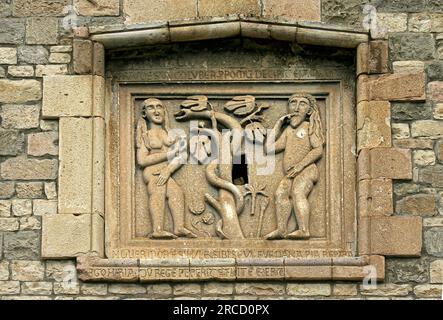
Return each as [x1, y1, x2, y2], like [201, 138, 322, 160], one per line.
[100, 39, 355, 281]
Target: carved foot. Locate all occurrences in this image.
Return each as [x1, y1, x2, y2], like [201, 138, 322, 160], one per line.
[174, 227, 197, 238]
[264, 229, 285, 240]
[149, 230, 177, 239]
[285, 230, 310, 239]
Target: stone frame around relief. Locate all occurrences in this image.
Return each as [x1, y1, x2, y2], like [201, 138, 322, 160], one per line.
[39, 16, 423, 282]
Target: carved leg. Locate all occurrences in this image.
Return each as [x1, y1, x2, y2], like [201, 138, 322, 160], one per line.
[147, 179, 176, 239]
[167, 178, 197, 238]
[286, 166, 317, 239]
[265, 177, 292, 240]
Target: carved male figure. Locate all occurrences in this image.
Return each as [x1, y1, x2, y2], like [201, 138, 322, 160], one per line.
[136, 98, 196, 239]
[265, 94, 325, 239]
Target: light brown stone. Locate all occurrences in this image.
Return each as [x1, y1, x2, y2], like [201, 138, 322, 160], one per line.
[123, 0, 197, 24]
[392, 123, 410, 140]
[13, 0, 69, 17]
[44, 182, 57, 200]
[431, 14, 443, 32]
[93, 42, 105, 77]
[53, 281, 80, 295]
[42, 214, 91, 258]
[50, 46, 72, 53]
[359, 179, 393, 217]
[236, 283, 284, 296]
[0, 156, 58, 180]
[20, 216, 41, 230]
[40, 120, 59, 131]
[357, 101, 391, 150]
[35, 64, 68, 77]
[368, 72, 426, 101]
[27, 132, 58, 157]
[0, 183, 14, 199]
[393, 61, 425, 74]
[59, 117, 92, 214]
[411, 120, 443, 138]
[81, 283, 108, 296]
[358, 148, 412, 180]
[12, 199, 32, 217]
[49, 53, 71, 64]
[396, 193, 437, 216]
[430, 260, 443, 283]
[356, 42, 369, 76]
[414, 284, 442, 298]
[46, 260, 76, 282]
[369, 216, 422, 256]
[16, 182, 43, 199]
[263, 0, 320, 21]
[11, 261, 44, 281]
[0, 200, 11, 217]
[372, 13, 407, 39]
[434, 104, 443, 120]
[26, 17, 58, 45]
[332, 284, 358, 296]
[0, 48, 17, 64]
[287, 284, 331, 296]
[200, 0, 260, 17]
[413, 150, 436, 166]
[108, 283, 146, 295]
[203, 283, 234, 295]
[408, 13, 431, 32]
[8, 65, 34, 77]
[75, 0, 119, 16]
[424, 217, 443, 227]
[393, 138, 434, 150]
[42, 75, 93, 118]
[360, 283, 412, 296]
[21, 282, 53, 295]
[33, 200, 57, 216]
[0, 261, 9, 280]
[368, 41, 389, 74]
[73, 39, 92, 75]
[0, 218, 19, 231]
[427, 81, 443, 102]
[0, 104, 40, 129]
[0, 281, 20, 295]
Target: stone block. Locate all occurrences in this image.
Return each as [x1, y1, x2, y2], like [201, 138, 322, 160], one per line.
[74, 0, 119, 16]
[359, 179, 393, 217]
[0, 281, 20, 295]
[33, 200, 57, 216]
[263, 0, 320, 21]
[73, 39, 92, 74]
[146, 284, 172, 297]
[424, 218, 443, 227]
[332, 284, 358, 296]
[44, 182, 57, 200]
[0, 261, 9, 280]
[413, 150, 436, 166]
[0, 182, 14, 199]
[357, 101, 391, 150]
[408, 13, 431, 32]
[411, 120, 443, 138]
[358, 148, 412, 180]
[0, 218, 19, 231]
[386, 258, 429, 283]
[42, 214, 91, 258]
[20, 216, 41, 231]
[21, 282, 53, 295]
[389, 33, 435, 61]
[35, 64, 68, 77]
[12, 199, 32, 216]
[16, 182, 44, 199]
[0, 104, 40, 129]
[59, 117, 93, 214]
[11, 261, 44, 281]
[0, 81, 41, 104]
[360, 283, 412, 297]
[368, 41, 389, 74]
[396, 193, 437, 216]
[49, 53, 71, 64]
[81, 283, 108, 296]
[8, 65, 34, 77]
[50, 46, 72, 53]
[203, 282, 234, 295]
[235, 283, 284, 296]
[18, 45, 49, 64]
[286, 284, 331, 296]
[430, 260, 443, 283]
[414, 284, 442, 298]
[108, 283, 146, 295]
[369, 216, 422, 256]
[0, 156, 58, 180]
[392, 123, 410, 139]
[437, 140, 443, 163]
[0, 200, 11, 217]
[392, 102, 432, 121]
[0, 129, 24, 156]
[368, 72, 426, 101]
[26, 17, 58, 44]
[428, 81, 443, 102]
[419, 165, 443, 187]
[425, 227, 443, 257]
[3, 231, 40, 260]
[93, 42, 105, 76]
[393, 61, 425, 74]
[12, 0, 69, 17]
[42, 75, 94, 118]
[435, 104, 443, 120]
[393, 138, 434, 150]
[0, 47, 17, 64]
[371, 13, 407, 39]
[426, 61, 443, 82]
[27, 132, 59, 157]
[0, 18, 25, 44]
[199, 0, 259, 16]
[123, 0, 197, 24]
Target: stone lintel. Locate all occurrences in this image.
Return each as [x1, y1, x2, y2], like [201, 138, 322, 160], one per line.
[90, 17, 368, 49]
[76, 255, 384, 282]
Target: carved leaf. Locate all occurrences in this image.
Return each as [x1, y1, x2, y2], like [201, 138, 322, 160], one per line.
[224, 95, 256, 116]
[180, 95, 209, 111]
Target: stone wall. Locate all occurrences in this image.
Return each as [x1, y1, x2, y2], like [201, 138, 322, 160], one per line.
[0, 0, 442, 300]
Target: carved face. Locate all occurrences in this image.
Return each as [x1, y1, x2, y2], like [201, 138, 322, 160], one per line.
[288, 97, 311, 128]
[143, 98, 165, 125]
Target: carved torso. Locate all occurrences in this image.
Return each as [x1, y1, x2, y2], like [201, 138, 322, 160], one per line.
[283, 121, 313, 173]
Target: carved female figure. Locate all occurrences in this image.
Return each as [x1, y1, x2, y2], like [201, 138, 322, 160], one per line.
[136, 98, 196, 239]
